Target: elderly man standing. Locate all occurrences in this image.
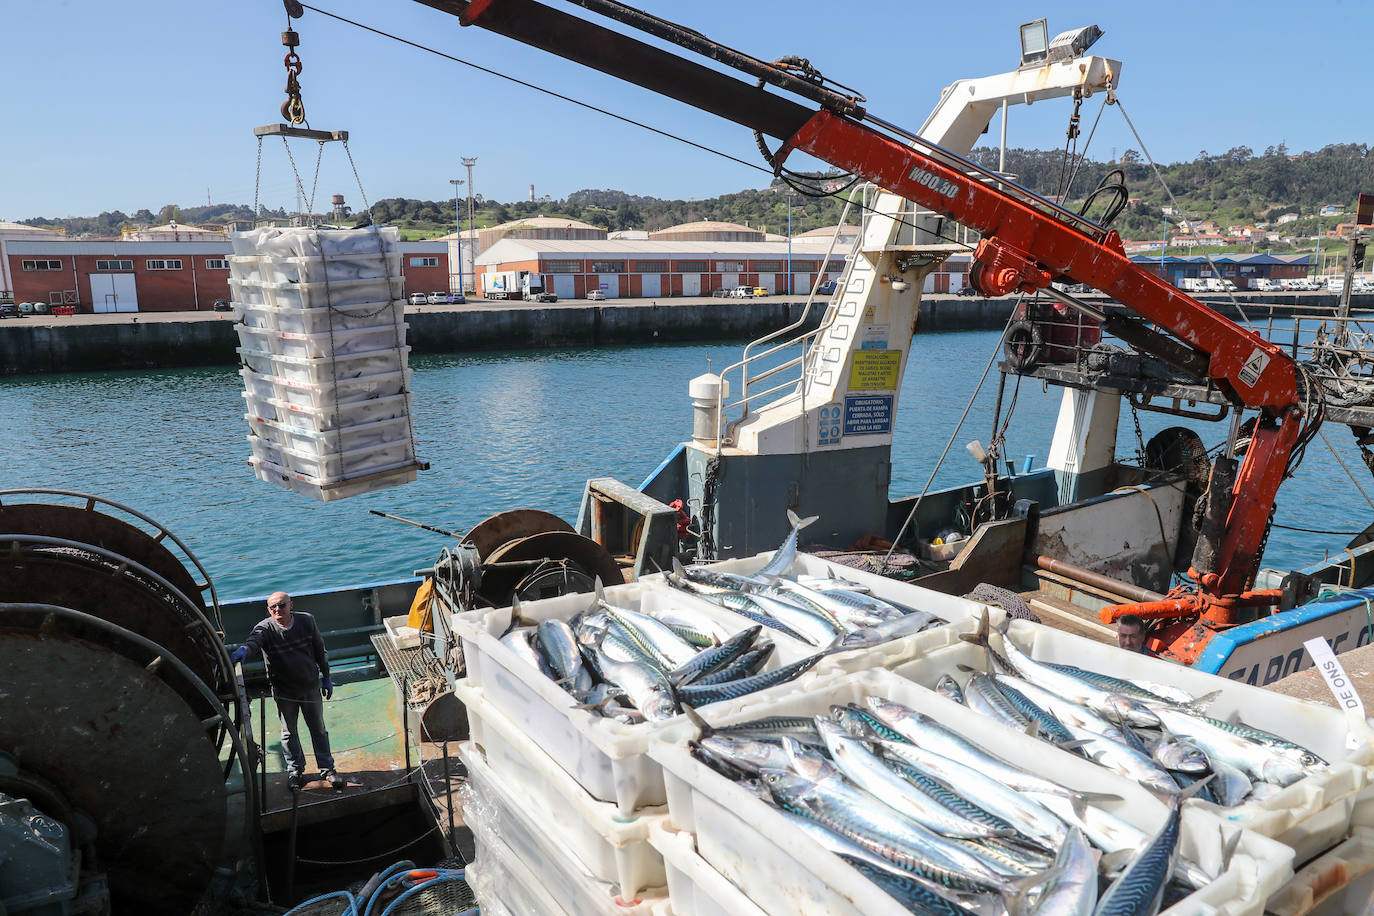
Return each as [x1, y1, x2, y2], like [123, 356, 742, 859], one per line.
[231, 592, 344, 790]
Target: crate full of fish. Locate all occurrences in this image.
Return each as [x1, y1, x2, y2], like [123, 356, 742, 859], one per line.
[448, 578, 850, 815]
[648, 665, 1294, 916]
[457, 742, 667, 916]
[454, 680, 667, 901]
[639, 511, 985, 658]
[229, 225, 403, 260]
[889, 610, 1374, 863]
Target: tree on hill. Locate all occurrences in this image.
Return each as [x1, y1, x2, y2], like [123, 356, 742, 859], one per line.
[23, 143, 1374, 240]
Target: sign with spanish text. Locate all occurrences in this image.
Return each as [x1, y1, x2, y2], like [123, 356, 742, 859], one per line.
[1303, 636, 1366, 750]
[843, 395, 894, 436]
[848, 349, 901, 390]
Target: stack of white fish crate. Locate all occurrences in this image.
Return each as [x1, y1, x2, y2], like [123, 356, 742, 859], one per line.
[444, 565, 975, 916]
[230, 226, 419, 502]
[434, 547, 1374, 916]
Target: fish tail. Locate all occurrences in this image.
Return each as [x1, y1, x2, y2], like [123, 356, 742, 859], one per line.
[681, 703, 713, 737]
[498, 595, 524, 638]
[958, 607, 991, 649]
[1182, 689, 1223, 715]
[786, 508, 820, 530]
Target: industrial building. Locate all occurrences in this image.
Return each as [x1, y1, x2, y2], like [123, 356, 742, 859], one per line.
[1128, 253, 1312, 288]
[4, 235, 448, 312]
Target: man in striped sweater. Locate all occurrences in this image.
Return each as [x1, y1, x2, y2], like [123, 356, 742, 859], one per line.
[231, 592, 345, 790]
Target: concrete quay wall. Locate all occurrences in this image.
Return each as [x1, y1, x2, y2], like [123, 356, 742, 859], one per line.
[0, 296, 1017, 376]
[1, 291, 1366, 376]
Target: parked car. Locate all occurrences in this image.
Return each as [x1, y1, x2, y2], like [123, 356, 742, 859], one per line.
[211, 299, 232, 312]
[956, 286, 979, 296]
[751, 287, 769, 297]
[408, 292, 428, 305]
[0, 302, 18, 319]
[587, 289, 606, 301]
[731, 286, 753, 298]
[427, 291, 451, 304]
[816, 280, 837, 295]
[452, 293, 467, 304]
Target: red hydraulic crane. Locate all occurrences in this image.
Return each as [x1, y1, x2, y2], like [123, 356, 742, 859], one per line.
[416, 0, 1317, 661]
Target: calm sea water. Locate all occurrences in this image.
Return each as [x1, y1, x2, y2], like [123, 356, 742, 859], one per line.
[0, 330, 1363, 600]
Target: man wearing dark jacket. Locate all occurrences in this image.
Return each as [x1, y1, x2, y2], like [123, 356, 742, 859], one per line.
[231, 592, 344, 790]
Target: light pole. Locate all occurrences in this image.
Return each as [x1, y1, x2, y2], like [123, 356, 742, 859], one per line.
[1160, 216, 1167, 280]
[462, 157, 478, 294]
[786, 192, 793, 295]
[1313, 213, 1324, 282]
[449, 179, 464, 297]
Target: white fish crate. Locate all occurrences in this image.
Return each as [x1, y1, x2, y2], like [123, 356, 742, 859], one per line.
[235, 323, 406, 360]
[277, 325, 407, 360]
[243, 391, 411, 433]
[457, 683, 666, 900]
[229, 225, 402, 259]
[246, 435, 287, 469]
[637, 549, 988, 676]
[238, 368, 279, 400]
[449, 580, 850, 815]
[889, 617, 1374, 864]
[242, 392, 279, 424]
[236, 347, 409, 385]
[237, 303, 275, 329]
[254, 253, 401, 286]
[648, 666, 1293, 916]
[228, 278, 269, 308]
[1265, 826, 1374, 915]
[648, 819, 767, 916]
[244, 413, 412, 454]
[257, 277, 406, 312]
[271, 302, 403, 336]
[459, 742, 668, 916]
[640, 550, 981, 628]
[275, 435, 415, 482]
[248, 454, 417, 503]
[228, 255, 262, 285]
[272, 368, 413, 409]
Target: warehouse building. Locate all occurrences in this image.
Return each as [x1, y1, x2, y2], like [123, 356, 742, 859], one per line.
[475, 237, 849, 299]
[5, 237, 449, 312]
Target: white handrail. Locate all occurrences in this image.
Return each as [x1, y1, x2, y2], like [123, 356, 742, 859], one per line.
[715, 185, 870, 447]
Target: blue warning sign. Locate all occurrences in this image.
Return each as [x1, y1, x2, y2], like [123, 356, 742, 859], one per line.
[843, 395, 893, 436]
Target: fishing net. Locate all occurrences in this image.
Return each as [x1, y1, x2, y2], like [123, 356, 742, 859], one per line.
[963, 582, 1041, 623]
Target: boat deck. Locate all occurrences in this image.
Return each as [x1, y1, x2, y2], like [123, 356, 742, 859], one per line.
[1022, 589, 1120, 645]
[240, 662, 474, 868]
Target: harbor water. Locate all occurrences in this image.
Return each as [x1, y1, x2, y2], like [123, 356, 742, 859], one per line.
[0, 328, 1364, 600]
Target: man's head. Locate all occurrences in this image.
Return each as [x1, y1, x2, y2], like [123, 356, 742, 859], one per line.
[1117, 613, 1147, 653]
[267, 592, 294, 627]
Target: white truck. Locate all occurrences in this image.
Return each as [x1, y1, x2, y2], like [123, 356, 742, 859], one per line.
[482, 270, 558, 302]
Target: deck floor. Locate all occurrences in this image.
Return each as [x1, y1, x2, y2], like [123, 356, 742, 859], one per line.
[234, 675, 474, 863]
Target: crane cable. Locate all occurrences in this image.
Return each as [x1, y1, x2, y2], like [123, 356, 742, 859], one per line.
[295, 3, 978, 253]
[1113, 95, 1254, 330]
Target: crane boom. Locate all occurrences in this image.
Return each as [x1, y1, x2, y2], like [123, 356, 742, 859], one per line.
[422, 0, 1310, 609]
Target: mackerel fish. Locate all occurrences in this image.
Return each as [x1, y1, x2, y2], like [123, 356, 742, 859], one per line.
[756, 508, 819, 578]
[759, 769, 1023, 895]
[815, 718, 1014, 840]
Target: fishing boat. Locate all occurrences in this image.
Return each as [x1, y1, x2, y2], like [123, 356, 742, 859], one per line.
[5, 2, 1374, 914]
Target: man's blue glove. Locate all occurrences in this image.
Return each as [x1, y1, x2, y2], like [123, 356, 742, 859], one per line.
[321, 676, 333, 700]
[230, 646, 248, 665]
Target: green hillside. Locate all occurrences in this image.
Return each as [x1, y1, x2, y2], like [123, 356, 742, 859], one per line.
[18, 143, 1371, 248]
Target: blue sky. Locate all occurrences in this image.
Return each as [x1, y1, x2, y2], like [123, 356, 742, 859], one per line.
[5, 0, 1369, 221]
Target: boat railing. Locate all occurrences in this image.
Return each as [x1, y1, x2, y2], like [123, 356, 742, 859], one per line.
[1009, 299, 1374, 410]
[714, 184, 868, 446]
